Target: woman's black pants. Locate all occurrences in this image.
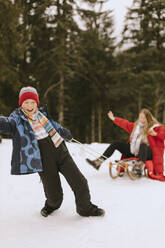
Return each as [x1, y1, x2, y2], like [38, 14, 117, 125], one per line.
[103, 141, 152, 162]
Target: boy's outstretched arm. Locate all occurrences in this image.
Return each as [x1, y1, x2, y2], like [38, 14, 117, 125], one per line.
[0, 116, 16, 135]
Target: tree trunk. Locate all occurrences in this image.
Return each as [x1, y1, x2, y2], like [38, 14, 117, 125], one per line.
[98, 102, 102, 143]
[91, 106, 95, 143]
[162, 104, 165, 124]
[153, 82, 160, 118]
[85, 130, 89, 144]
[138, 92, 142, 112]
[58, 74, 64, 124]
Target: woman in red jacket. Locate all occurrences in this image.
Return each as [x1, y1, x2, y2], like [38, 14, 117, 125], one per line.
[86, 109, 165, 180]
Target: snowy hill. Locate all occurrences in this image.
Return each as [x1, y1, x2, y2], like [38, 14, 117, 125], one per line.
[1, 139, 165, 248]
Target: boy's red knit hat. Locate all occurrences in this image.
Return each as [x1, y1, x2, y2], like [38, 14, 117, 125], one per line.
[19, 86, 39, 106]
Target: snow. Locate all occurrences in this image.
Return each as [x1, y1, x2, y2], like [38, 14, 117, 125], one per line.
[1, 139, 165, 248]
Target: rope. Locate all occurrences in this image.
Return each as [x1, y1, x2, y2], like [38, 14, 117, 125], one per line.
[70, 139, 135, 169]
[71, 138, 108, 160]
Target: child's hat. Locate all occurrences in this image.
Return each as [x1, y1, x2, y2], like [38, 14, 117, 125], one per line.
[19, 86, 39, 106]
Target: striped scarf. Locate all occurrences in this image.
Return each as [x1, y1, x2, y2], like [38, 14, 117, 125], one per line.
[25, 110, 64, 148]
[37, 111, 64, 148]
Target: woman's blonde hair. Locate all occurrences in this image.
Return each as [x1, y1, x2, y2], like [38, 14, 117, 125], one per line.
[130, 108, 159, 139]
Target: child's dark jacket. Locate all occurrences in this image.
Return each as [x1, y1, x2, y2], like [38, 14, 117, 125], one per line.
[0, 106, 72, 175]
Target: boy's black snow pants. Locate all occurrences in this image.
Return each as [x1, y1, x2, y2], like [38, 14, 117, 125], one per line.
[103, 141, 152, 162]
[38, 137, 91, 214]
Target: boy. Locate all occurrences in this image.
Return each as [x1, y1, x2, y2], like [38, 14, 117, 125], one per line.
[0, 86, 105, 217]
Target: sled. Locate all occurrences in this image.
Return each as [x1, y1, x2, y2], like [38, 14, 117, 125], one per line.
[109, 157, 147, 180]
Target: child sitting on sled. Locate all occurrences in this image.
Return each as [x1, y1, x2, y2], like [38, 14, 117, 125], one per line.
[86, 108, 165, 180]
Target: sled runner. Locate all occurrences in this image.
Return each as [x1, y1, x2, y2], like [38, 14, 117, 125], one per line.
[109, 158, 147, 180]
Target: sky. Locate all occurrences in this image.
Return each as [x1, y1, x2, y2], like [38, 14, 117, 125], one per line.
[77, 0, 134, 43]
[48, 0, 134, 40]
[103, 0, 134, 38]
[1, 139, 165, 248]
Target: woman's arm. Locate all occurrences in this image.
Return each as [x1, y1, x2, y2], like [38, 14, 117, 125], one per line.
[107, 110, 134, 134]
[150, 126, 165, 140]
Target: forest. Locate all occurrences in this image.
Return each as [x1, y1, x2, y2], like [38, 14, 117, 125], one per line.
[0, 0, 165, 143]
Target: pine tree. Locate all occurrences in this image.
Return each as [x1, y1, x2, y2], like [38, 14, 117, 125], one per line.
[25, 0, 80, 126]
[0, 0, 26, 113]
[12, 0, 80, 127]
[70, 0, 115, 142]
[122, 0, 165, 50]
[119, 0, 165, 119]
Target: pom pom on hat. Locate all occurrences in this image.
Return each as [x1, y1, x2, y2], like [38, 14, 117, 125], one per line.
[19, 86, 39, 106]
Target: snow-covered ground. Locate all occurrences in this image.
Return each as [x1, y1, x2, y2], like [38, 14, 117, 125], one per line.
[1, 139, 165, 248]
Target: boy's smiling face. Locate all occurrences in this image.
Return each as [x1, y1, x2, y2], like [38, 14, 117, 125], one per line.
[21, 99, 38, 115]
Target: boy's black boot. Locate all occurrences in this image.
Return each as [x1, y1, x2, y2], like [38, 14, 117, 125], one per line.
[40, 204, 55, 217]
[78, 204, 105, 217]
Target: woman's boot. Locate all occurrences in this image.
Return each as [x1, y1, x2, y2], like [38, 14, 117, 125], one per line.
[86, 157, 105, 170]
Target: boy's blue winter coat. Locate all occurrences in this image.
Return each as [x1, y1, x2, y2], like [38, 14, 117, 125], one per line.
[0, 106, 72, 175]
